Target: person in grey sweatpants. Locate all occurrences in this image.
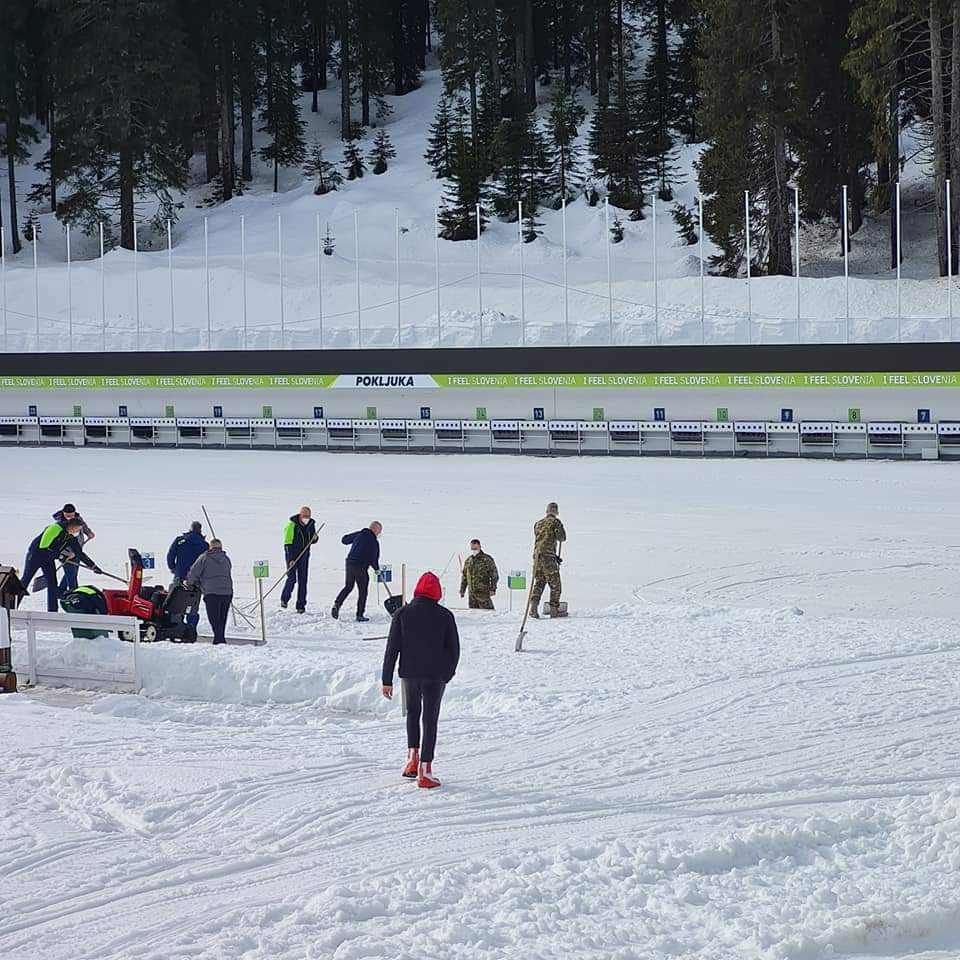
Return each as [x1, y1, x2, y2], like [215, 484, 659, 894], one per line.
[185, 539, 234, 645]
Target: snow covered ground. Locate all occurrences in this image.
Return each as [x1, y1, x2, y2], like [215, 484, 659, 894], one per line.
[3, 448, 960, 959]
[1, 69, 959, 352]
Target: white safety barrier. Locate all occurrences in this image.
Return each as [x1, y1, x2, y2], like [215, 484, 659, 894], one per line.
[1, 609, 142, 692]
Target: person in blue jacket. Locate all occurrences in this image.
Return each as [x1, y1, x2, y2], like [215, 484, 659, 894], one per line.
[331, 521, 382, 622]
[167, 521, 208, 627]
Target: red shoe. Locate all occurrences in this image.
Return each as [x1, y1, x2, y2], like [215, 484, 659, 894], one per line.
[417, 761, 441, 789]
[402, 748, 419, 779]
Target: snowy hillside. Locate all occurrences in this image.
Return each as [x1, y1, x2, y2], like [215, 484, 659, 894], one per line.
[4, 448, 960, 959]
[1, 69, 959, 352]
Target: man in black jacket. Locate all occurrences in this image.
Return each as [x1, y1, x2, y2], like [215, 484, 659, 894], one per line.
[280, 506, 319, 613]
[382, 571, 459, 789]
[331, 521, 381, 622]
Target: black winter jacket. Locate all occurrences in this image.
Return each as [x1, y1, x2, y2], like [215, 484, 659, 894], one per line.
[342, 528, 380, 569]
[382, 597, 460, 685]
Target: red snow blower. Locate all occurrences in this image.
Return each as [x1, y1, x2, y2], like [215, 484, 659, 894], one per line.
[64, 548, 201, 643]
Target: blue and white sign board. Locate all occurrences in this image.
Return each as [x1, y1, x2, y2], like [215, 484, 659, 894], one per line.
[378, 564, 393, 584]
[141, 553, 155, 570]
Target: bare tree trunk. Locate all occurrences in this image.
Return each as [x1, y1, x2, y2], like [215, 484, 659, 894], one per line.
[239, 42, 254, 181]
[49, 103, 57, 214]
[204, 55, 220, 182]
[219, 30, 235, 202]
[340, 0, 352, 139]
[932, 0, 948, 275]
[523, 0, 536, 108]
[950, 0, 960, 271]
[5, 53, 22, 254]
[767, 0, 792, 275]
[119, 115, 135, 250]
[597, 0, 611, 109]
[889, 62, 901, 269]
[319, 0, 329, 87]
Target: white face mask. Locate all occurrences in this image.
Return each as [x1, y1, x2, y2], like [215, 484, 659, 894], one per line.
[300, 517, 310, 524]
[471, 548, 480, 555]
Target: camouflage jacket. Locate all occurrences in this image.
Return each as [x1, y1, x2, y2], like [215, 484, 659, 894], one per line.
[461, 551, 499, 595]
[533, 515, 566, 559]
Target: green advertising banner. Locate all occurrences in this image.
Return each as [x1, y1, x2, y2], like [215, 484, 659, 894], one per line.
[1, 371, 959, 390]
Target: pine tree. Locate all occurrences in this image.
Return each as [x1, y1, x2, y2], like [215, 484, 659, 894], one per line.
[425, 93, 454, 178]
[438, 105, 482, 240]
[304, 141, 344, 194]
[637, 0, 680, 201]
[590, 77, 649, 216]
[697, 0, 794, 276]
[368, 128, 396, 174]
[343, 138, 366, 179]
[490, 110, 554, 222]
[672, 202, 698, 244]
[323, 222, 335, 255]
[22, 209, 41, 242]
[49, 0, 192, 248]
[259, 1, 307, 193]
[547, 84, 585, 203]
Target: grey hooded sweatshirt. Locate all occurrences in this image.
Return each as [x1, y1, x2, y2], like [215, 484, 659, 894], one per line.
[185, 549, 234, 596]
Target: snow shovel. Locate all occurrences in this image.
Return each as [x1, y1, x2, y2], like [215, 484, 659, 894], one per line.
[34, 560, 125, 593]
[380, 573, 404, 616]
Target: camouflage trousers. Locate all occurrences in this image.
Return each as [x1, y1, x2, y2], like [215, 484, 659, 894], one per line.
[468, 592, 495, 610]
[530, 555, 561, 607]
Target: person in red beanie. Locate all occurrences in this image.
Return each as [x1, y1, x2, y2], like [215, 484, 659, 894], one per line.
[381, 571, 460, 788]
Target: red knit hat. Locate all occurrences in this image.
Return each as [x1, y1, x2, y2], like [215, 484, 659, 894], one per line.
[414, 571, 442, 601]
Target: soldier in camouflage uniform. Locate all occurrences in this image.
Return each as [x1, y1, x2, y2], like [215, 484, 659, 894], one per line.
[529, 502, 566, 618]
[460, 539, 499, 609]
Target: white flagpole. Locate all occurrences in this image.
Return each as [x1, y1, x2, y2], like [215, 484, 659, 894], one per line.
[434, 206, 441, 347]
[204, 217, 211, 349]
[698, 195, 705, 343]
[896, 180, 902, 341]
[241, 214, 248, 349]
[947, 178, 953, 338]
[562, 198, 569, 345]
[605, 197, 613, 343]
[395, 207, 401, 347]
[99, 222, 106, 351]
[476, 203, 483, 342]
[133, 220, 140, 350]
[66, 223, 73, 351]
[744, 190, 751, 342]
[794, 186, 800, 342]
[354, 210, 361, 348]
[33, 224, 40, 351]
[316, 212, 324, 349]
[843, 185, 850, 343]
[167, 219, 174, 350]
[518, 200, 526, 346]
[653, 197, 659, 345]
[278, 214, 285, 348]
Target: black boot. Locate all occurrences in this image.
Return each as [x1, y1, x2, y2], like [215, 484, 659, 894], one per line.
[330, 605, 339, 619]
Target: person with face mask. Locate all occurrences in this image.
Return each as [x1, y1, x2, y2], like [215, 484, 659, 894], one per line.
[459, 539, 499, 610]
[281, 506, 319, 614]
[52, 503, 95, 594]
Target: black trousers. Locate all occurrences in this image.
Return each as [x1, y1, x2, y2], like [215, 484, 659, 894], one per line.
[204, 594, 233, 644]
[281, 552, 310, 610]
[22, 546, 59, 612]
[402, 678, 446, 763]
[334, 561, 369, 616]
